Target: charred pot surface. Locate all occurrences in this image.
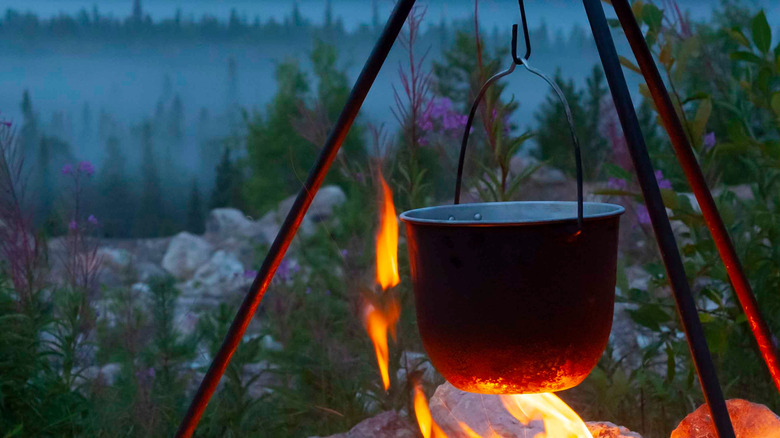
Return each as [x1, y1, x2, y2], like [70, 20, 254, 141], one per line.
[401, 201, 624, 394]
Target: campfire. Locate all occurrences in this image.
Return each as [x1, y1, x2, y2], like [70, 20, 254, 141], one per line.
[362, 169, 601, 438]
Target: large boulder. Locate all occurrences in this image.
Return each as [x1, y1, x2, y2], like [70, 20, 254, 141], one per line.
[311, 411, 417, 438]
[182, 250, 247, 300]
[672, 399, 780, 438]
[161, 232, 213, 280]
[206, 208, 262, 240]
[277, 185, 346, 223]
[429, 382, 642, 438]
[429, 382, 544, 437]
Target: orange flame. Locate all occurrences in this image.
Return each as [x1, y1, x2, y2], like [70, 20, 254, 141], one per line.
[375, 173, 400, 291]
[364, 169, 402, 391]
[501, 393, 593, 438]
[411, 383, 592, 438]
[364, 301, 400, 391]
[413, 381, 450, 438]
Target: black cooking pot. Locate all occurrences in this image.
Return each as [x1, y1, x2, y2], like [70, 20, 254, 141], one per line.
[400, 201, 624, 394]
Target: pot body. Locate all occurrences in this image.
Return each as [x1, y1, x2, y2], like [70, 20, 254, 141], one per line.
[400, 202, 624, 394]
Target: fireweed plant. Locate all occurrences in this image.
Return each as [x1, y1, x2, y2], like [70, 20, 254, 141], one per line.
[562, 2, 780, 436]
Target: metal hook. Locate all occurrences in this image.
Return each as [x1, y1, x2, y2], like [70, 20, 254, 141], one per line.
[453, 0, 584, 232]
[511, 0, 532, 65]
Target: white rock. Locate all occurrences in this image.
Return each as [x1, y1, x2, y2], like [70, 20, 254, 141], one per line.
[206, 208, 261, 240]
[429, 382, 642, 437]
[311, 411, 417, 438]
[161, 232, 213, 279]
[136, 261, 167, 283]
[97, 247, 133, 270]
[277, 185, 346, 223]
[183, 250, 246, 298]
[396, 352, 437, 387]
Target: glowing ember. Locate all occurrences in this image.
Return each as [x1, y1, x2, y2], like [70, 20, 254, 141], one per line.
[375, 172, 400, 291]
[501, 392, 593, 438]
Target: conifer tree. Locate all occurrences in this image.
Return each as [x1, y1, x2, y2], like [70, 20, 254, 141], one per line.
[186, 180, 205, 234]
[97, 136, 134, 237]
[20, 90, 38, 157]
[210, 146, 243, 211]
[137, 122, 164, 236]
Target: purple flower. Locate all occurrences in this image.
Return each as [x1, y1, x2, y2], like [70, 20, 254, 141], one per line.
[655, 170, 672, 190]
[243, 269, 258, 279]
[636, 204, 651, 225]
[340, 249, 348, 257]
[68, 220, 78, 231]
[276, 259, 298, 283]
[703, 132, 716, 151]
[78, 161, 95, 176]
[417, 97, 468, 136]
[87, 214, 98, 225]
[305, 287, 311, 295]
[62, 164, 73, 175]
[607, 177, 627, 190]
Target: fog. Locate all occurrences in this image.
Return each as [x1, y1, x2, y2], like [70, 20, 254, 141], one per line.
[1, 0, 775, 195]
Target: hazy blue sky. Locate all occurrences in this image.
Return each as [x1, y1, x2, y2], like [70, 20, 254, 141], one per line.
[5, 0, 772, 33]
[2, 0, 778, 170]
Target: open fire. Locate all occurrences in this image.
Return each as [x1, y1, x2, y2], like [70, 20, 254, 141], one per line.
[363, 170, 597, 437]
[363, 171, 402, 390]
[413, 380, 594, 438]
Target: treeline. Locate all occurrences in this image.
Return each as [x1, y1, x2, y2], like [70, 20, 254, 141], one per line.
[0, 2, 593, 56]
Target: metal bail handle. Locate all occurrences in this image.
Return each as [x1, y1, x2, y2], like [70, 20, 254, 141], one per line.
[453, 0, 584, 231]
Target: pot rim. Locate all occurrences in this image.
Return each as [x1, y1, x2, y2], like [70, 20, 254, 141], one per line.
[400, 201, 625, 226]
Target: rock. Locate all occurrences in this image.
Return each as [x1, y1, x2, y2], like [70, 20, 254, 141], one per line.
[277, 185, 346, 223]
[135, 261, 167, 283]
[428, 382, 641, 437]
[243, 361, 277, 399]
[161, 232, 213, 279]
[429, 382, 544, 437]
[80, 362, 122, 387]
[98, 247, 133, 271]
[206, 208, 261, 240]
[396, 352, 438, 388]
[587, 421, 643, 438]
[312, 411, 417, 438]
[671, 399, 780, 438]
[96, 363, 122, 386]
[182, 250, 247, 299]
[678, 185, 754, 214]
[257, 211, 281, 244]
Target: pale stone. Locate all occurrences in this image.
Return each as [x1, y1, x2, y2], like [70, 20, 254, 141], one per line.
[205, 208, 260, 240]
[161, 232, 213, 279]
[672, 399, 780, 438]
[182, 250, 246, 298]
[277, 185, 346, 223]
[396, 351, 438, 388]
[429, 382, 544, 437]
[587, 421, 643, 438]
[428, 382, 642, 438]
[311, 411, 417, 438]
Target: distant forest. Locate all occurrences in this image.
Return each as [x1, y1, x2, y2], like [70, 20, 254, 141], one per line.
[0, 0, 588, 53]
[1, 0, 603, 241]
